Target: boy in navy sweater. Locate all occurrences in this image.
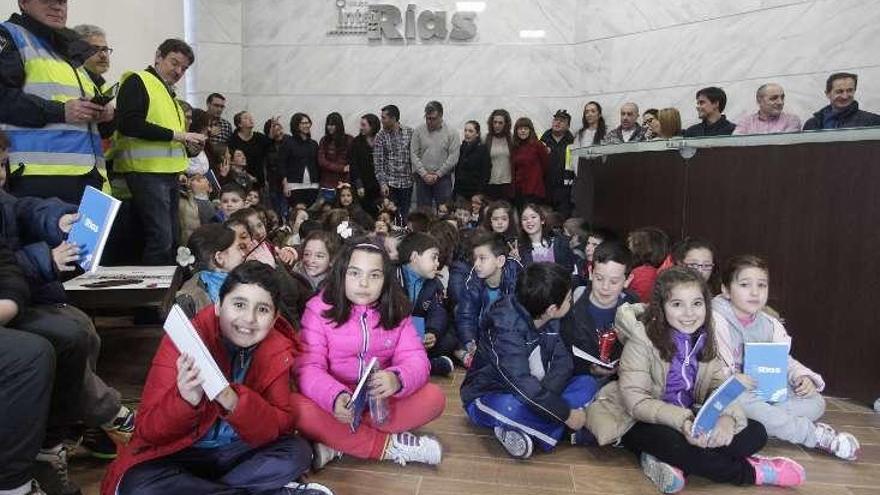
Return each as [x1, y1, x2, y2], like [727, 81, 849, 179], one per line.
[460, 263, 599, 459]
[398, 232, 456, 376]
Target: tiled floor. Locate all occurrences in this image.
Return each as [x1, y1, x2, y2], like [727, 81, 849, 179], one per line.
[71, 322, 880, 495]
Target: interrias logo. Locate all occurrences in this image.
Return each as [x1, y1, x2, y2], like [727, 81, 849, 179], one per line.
[328, 0, 478, 42]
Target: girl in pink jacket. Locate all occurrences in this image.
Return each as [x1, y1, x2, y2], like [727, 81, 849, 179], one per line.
[292, 240, 446, 469]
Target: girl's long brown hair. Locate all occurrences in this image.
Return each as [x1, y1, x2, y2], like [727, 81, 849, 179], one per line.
[640, 266, 716, 362]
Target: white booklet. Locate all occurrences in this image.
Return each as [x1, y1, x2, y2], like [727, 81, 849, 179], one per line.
[163, 304, 229, 400]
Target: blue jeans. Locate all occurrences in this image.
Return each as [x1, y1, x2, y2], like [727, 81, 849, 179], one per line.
[465, 374, 599, 450]
[415, 174, 452, 210]
[125, 172, 179, 265]
[389, 186, 413, 218]
[118, 436, 312, 495]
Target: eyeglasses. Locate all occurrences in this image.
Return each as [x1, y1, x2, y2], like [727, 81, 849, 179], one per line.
[92, 45, 113, 55]
[686, 262, 715, 272]
[37, 0, 67, 5]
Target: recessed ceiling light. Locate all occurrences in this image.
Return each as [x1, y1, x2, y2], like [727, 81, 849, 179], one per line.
[456, 2, 486, 12]
[519, 30, 546, 39]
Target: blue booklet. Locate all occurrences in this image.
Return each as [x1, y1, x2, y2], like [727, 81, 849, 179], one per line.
[67, 186, 121, 274]
[411, 316, 426, 339]
[692, 375, 747, 437]
[744, 342, 790, 403]
[349, 357, 378, 432]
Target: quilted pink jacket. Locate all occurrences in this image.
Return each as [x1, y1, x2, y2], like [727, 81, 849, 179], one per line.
[295, 293, 430, 413]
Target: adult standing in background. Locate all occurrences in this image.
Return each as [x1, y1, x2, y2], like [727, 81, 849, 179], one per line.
[280, 112, 320, 209]
[656, 107, 683, 138]
[374, 104, 414, 217]
[411, 101, 459, 210]
[227, 111, 270, 188]
[683, 87, 737, 137]
[452, 120, 490, 201]
[603, 102, 646, 144]
[205, 92, 233, 145]
[263, 116, 289, 219]
[0, 0, 113, 204]
[511, 117, 549, 207]
[350, 113, 381, 216]
[317, 112, 353, 204]
[540, 110, 575, 218]
[484, 109, 513, 200]
[115, 38, 205, 265]
[803, 73, 880, 130]
[73, 24, 116, 140]
[734, 83, 802, 135]
[573, 101, 607, 148]
[642, 108, 662, 140]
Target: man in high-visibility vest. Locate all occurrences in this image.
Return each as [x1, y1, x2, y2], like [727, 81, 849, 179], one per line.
[114, 38, 205, 265]
[73, 23, 116, 141]
[0, 0, 114, 204]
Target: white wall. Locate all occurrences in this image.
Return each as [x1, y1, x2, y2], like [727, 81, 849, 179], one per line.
[1, 0, 185, 89]
[189, 0, 880, 138]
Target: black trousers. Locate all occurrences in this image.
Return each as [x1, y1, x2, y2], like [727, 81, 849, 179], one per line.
[0, 329, 55, 490]
[622, 420, 767, 485]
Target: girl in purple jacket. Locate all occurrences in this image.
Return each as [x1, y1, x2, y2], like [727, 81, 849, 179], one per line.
[292, 239, 446, 469]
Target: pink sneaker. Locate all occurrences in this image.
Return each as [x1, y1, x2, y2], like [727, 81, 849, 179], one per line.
[747, 456, 806, 487]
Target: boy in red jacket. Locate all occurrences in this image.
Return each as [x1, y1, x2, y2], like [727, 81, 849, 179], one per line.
[102, 261, 332, 495]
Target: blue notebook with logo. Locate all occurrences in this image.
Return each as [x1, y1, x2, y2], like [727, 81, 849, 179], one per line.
[692, 375, 747, 437]
[744, 342, 790, 403]
[67, 186, 121, 274]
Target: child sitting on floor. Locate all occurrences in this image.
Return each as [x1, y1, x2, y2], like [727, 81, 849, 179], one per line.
[292, 230, 340, 294]
[103, 261, 333, 495]
[627, 226, 670, 302]
[712, 255, 860, 461]
[292, 239, 445, 470]
[586, 267, 804, 493]
[175, 224, 245, 318]
[460, 262, 598, 459]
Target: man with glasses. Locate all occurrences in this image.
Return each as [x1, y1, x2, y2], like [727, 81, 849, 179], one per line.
[0, 0, 114, 204]
[73, 24, 116, 139]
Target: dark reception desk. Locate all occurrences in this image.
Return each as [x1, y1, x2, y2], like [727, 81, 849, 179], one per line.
[571, 128, 880, 405]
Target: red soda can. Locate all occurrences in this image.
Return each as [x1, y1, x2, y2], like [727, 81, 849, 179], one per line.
[598, 330, 617, 363]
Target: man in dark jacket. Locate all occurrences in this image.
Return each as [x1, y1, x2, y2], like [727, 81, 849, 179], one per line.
[803, 72, 880, 130]
[397, 232, 456, 376]
[540, 110, 575, 218]
[683, 86, 737, 137]
[460, 263, 599, 459]
[0, 238, 88, 495]
[561, 241, 639, 378]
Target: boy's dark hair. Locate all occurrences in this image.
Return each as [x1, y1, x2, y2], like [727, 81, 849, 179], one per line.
[695, 86, 727, 112]
[397, 232, 439, 265]
[826, 72, 857, 93]
[721, 254, 769, 288]
[427, 220, 459, 269]
[406, 210, 432, 233]
[470, 230, 509, 258]
[381, 104, 400, 121]
[515, 262, 572, 319]
[322, 238, 411, 329]
[219, 260, 282, 309]
[298, 219, 322, 240]
[206, 92, 225, 105]
[589, 226, 618, 243]
[157, 38, 195, 65]
[628, 227, 669, 268]
[220, 183, 246, 200]
[593, 241, 633, 275]
[641, 266, 716, 363]
[187, 224, 236, 270]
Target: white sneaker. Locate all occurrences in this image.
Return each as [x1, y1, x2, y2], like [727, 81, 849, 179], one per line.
[493, 426, 533, 459]
[383, 432, 442, 466]
[283, 480, 335, 494]
[311, 442, 343, 471]
[640, 453, 686, 493]
[815, 422, 860, 461]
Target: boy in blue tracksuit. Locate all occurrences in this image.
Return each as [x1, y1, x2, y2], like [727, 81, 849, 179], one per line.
[460, 262, 599, 459]
[455, 231, 522, 367]
[398, 232, 456, 376]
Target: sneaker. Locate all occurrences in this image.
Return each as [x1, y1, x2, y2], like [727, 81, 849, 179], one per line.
[81, 428, 119, 460]
[493, 426, 533, 459]
[26, 480, 47, 495]
[103, 406, 135, 439]
[282, 480, 335, 494]
[815, 422, 860, 461]
[383, 432, 442, 466]
[640, 453, 685, 494]
[33, 444, 81, 495]
[430, 356, 454, 377]
[747, 455, 805, 487]
[311, 442, 343, 471]
[5, 480, 46, 495]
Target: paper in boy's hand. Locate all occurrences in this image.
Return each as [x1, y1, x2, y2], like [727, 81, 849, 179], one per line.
[349, 357, 378, 432]
[163, 305, 229, 400]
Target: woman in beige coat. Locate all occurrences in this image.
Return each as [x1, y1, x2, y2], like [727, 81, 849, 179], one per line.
[585, 267, 804, 493]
